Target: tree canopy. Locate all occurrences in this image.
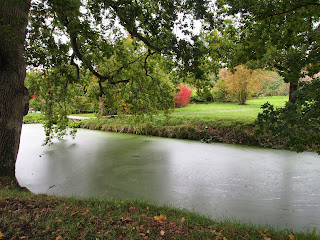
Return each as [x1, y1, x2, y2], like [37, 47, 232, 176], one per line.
[24, 0, 216, 142]
[216, 0, 320, 102]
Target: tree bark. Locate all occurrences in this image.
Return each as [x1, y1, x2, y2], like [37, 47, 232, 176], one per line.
[289, 82, 298, 104]
[0, 0, 30, 183]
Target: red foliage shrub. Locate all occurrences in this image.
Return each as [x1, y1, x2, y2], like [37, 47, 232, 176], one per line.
[174, 84, 192, 108]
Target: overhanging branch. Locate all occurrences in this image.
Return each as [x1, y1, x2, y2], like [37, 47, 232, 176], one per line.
[144, 49, 156, 79]
[264, 3, 320, 18]
[110, 4, 164, 53]
[69, 33, 109, 81]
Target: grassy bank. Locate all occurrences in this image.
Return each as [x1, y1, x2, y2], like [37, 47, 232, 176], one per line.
[1, 179, 318, 240]
[76, 97, 288, 150]
[23, 97, 289, 150]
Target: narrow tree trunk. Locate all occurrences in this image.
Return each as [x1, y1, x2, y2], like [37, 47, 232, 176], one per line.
[0, 0, 30, 184]
[289, 82, 298, 104]
[99, 98, 105, 115]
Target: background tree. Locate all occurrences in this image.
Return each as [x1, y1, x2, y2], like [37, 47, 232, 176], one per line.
[219, 65, 263, 105]
[216, 0, 320, 103]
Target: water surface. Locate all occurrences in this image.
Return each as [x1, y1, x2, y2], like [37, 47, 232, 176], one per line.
[16, 124, 320, 233]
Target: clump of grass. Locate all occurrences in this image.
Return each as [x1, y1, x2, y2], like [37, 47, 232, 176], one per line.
[23, 112, 44, 124]
[1, 180, 318, 239]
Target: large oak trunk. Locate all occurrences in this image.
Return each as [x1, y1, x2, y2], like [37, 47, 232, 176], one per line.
[0, 0, 30, 182]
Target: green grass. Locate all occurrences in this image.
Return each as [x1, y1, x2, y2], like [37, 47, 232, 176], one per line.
[172, 96, 288, 122]
[69, 96, 288, 123]
[71, 113, 97, 117]
[0, 179, 318, 240]
[23, 112, 45, 124]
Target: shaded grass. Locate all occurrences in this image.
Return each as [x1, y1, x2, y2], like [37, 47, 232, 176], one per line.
[0, 180, 318, 240]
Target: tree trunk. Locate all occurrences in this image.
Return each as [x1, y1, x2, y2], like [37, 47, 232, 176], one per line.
[0, 0, 30, 184]
[289, 82, 298, 104]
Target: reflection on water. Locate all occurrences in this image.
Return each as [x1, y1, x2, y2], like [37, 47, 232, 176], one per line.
[16, 124, 320, 233]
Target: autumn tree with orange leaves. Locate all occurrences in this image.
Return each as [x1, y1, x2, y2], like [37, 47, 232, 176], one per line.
[219, 65, 264, 105]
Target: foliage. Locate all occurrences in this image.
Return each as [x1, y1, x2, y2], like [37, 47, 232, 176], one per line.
[212, 77, 230, 102]
[219, 65, 264, 105]
[174, 84, 193, 108]
[25, 37, 176, 144]
[216, 0, 320, 102]
[23, 0, 215, 143]
[256, 79, 320, 153]
[261, 71, 289, 97]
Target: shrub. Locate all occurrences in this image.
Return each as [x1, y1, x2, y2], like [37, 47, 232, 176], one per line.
[174, 84, 192, 108]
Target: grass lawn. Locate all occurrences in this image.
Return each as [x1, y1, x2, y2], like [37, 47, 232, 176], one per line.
[0, 179, 318, 240]
[172, 96, 288, 122]
[70, 96, 288, 123]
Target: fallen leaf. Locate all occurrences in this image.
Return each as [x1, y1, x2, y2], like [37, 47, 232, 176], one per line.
[129, 206, 136, 211]
[121, 216, 132, 223]
[181, 217, 185, 223]
[0, 232, 3, 239]
[81, 209, 90, 216]
[56, 236, 63, 240]
[154, 214, 167, 222]
[72, 210, 79, 215]
[160, 230, 165, 236]
[289, 234, 295, 240]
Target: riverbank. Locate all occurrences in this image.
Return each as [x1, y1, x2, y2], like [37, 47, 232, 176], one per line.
[1, 178, 318, 239]
[24, 97, 290, 150]
[78, 97, 289, 150]
[78, 115, 285, 150]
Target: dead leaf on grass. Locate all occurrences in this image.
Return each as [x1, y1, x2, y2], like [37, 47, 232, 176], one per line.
[81, 209, 90, 216]
[154, 214, 167, 222]
[160, 230, 165, 236]
[289, 234, 295, 240]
